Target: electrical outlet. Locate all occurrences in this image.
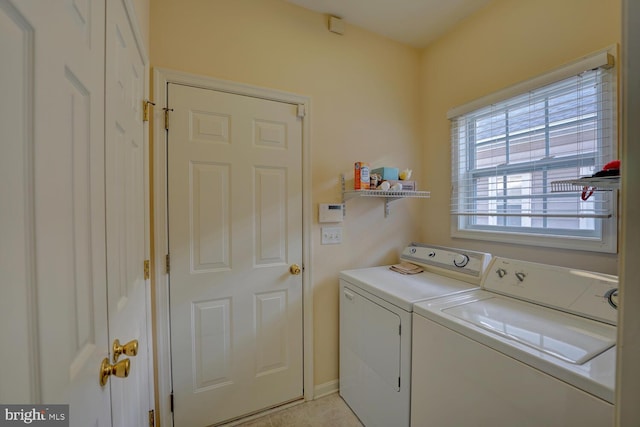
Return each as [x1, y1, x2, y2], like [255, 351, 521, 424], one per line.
[321, 227, 343, 245]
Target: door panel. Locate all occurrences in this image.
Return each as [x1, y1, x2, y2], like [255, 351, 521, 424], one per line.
[342, 287, 401, 392]
[255, 290, 290, 375]
[193, 298, 233, 390]
[168, 83, 303, 426]
[0, 0, 110, 425]
[65, 66, 97, 384]
[254, 167, 288, 265]
[0, 0, 38, 402]
[190, 162, 231, 271]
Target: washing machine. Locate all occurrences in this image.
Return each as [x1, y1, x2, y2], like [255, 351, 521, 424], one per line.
[411, 257, 618, 427]
[339, 243, 492, 427]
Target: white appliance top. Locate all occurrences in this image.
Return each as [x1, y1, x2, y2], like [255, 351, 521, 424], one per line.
[443, 296, 615, 365]
[413, 257, 619, 403]
[339, 243, 491, 312]
[483, 257, 619, 325]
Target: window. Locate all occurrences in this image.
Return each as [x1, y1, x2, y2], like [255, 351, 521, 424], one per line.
[450, 50, 617, 253]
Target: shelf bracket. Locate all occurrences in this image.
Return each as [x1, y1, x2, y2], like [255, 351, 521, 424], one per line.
[341, 174, 347, 218]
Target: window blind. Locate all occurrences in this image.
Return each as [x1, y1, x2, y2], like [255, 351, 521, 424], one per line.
[450, 52, 616, 232]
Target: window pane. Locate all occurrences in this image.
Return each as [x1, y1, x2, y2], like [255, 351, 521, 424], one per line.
[475, 112, 506, 141]
[549, 121, 598, 159]
[476, 141, 506, 168]
[548, 91, 580, 123]
[509, 132, 546, 164]
[508, 100, 546, 133]
[451, 64, 616, 250]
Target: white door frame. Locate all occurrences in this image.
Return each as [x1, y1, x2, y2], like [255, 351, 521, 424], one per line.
[152, 68, 313, 426]
[616, 1, 640, 425]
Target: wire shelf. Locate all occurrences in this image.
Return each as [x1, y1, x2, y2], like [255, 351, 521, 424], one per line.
[340, 174, 430, 217]
[342, 190, 431, 201]
[550, 176, 620, 193]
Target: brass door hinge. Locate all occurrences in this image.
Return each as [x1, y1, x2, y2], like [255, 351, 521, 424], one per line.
[144, 260, 150, 280]
[148, 409, 155, 427]
[143, 99, 155, 122]
[164, 107, 174, 130]
[165, 254, 170, 274]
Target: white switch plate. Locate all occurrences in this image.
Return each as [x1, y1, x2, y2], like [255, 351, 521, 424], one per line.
[321, 227, 343, 245]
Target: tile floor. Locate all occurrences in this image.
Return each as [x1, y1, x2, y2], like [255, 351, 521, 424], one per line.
[231, 393, 363, 427]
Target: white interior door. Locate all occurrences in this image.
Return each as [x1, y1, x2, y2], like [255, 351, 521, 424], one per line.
[0, 0, 111, 425]
[105, 0, 152, 426]
[167, 83, 304, 426]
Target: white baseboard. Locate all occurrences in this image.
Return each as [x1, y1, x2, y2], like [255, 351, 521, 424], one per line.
[313, 379, 339, 399]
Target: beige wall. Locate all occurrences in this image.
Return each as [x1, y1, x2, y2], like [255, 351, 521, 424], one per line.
[150, 0, 621, 393]
[420, 0, 621, 274]
[150, 0, 423, 387]
[132, 0, 150, 51]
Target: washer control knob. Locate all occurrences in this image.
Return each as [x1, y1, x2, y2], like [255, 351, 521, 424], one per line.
[605, 288, 618, 309]
[515, 272, 526, 282]
[453, 254, 469, 268]
[496, 268, 507, 278]
[428, 251, 436, 258]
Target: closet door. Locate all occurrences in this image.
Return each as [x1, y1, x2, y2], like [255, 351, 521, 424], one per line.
[167, 83, 304, 426]
[105, 0, 153, 425]
[0, 0, 111, 425]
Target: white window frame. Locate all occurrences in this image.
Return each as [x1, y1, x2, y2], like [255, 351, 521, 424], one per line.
[449, 47, 618, 253]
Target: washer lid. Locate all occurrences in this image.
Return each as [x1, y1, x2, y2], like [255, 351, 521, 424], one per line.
[339, 266, 477, 311]
[444, 297, 616, 365]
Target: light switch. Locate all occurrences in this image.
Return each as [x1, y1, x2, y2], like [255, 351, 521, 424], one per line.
[321, 227, 343, 245]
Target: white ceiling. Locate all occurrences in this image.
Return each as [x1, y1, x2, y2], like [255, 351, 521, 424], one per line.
[286, 0, 493, 48]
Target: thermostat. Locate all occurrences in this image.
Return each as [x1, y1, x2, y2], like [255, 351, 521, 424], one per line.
[319, 203, 344, 223]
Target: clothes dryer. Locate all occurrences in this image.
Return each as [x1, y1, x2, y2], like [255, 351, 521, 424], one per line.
[339, 243, 491, 427]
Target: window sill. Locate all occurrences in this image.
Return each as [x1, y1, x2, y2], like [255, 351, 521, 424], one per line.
[451, 224, 617, 254]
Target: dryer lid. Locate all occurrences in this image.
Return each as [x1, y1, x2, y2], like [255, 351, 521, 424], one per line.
[443, 296, 616, 365]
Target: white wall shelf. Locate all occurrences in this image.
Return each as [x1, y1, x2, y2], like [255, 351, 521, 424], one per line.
[551, 176, 620, 193]
[341, 174, 430, 217]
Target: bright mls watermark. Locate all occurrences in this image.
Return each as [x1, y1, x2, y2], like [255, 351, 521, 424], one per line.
[0, 405, 68, 426]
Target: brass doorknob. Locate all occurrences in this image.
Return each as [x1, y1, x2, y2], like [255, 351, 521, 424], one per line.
[100, 357, 130, 387]
[113, 339, 138, 362]
[289, 264, 301, 275]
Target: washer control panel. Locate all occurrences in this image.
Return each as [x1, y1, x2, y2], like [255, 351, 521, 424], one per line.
[484, 257, 618, 325]
[400, 243, 491, 283]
